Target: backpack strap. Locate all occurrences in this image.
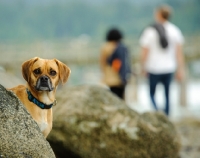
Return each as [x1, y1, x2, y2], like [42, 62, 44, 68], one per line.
[152, 23, 168, 49]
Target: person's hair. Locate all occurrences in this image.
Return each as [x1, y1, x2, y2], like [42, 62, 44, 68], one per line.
[106, 28, 123, 42]
[157, 4, 172, 20]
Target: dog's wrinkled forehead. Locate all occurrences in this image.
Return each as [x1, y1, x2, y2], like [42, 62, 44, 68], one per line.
[32, 58, 59, 73]
[22, 57, 70, 84]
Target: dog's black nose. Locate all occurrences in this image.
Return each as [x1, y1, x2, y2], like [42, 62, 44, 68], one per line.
[41, 76, 49, 82]
[36, 75, 53, 91]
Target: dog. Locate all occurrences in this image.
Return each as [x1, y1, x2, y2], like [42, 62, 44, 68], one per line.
[9, 57, 70, 138]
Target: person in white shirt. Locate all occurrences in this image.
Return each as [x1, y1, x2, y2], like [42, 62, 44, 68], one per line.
[139, 4, 185, 115]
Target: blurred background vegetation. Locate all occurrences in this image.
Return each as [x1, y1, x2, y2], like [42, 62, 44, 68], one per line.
[0, 0, 200, 83]
[0, 0, 199, 41]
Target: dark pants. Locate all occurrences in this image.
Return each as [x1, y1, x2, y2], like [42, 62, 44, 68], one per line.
[110, 86, 125, 99]
[148, 73, 173, 115]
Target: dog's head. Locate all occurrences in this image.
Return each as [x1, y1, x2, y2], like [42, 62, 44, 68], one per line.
[22, 57, 70, 91]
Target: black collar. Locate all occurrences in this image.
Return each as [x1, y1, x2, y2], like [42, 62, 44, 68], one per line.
[26, 89, 56, 109]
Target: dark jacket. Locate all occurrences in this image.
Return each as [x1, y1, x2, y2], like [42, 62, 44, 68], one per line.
[107, 43, 131, 84]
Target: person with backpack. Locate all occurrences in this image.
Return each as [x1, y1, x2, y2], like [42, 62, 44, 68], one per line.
[139, 4, 185, 115]
[100, 28, 131, 99]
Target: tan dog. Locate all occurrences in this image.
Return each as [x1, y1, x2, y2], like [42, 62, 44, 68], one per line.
[9, 57, 70, 138]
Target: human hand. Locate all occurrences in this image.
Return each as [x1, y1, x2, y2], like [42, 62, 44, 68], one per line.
[176, 68, 185, 82]
[141, 69, 147, 78]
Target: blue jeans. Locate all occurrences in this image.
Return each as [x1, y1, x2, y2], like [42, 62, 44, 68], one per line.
[148, 73, 173, 115]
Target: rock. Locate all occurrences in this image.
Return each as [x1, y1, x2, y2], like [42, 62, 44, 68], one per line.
[0, 84, 55, 158]
[47, 85, 180, 158]
[175, 118, 200, 158]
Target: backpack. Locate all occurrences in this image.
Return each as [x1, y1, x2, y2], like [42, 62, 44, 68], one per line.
[152, 23, 168, 49]
[107, 43, 131, 84]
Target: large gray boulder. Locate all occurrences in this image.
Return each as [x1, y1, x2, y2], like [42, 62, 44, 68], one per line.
[47, 85, 180, 158]
[176, 118, 200, 158]
[0, 84, 55, 158]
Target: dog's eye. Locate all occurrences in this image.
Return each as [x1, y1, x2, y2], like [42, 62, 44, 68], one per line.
[50, 70, 56, 76]
[33, 69, 41, 75]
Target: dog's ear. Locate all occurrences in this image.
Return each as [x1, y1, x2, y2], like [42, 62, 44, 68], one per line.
[22, 57, 39, 82]
[54, 59, 71, 84]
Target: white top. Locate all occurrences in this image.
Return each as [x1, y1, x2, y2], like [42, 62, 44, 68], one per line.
[140, 21, 184, 74]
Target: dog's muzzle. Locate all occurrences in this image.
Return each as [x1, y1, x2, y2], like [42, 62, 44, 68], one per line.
[35, 75, 54, 91]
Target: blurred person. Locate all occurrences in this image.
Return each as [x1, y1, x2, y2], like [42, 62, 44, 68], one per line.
[100, 28, 131, 99]
[139, 4, 185, 115]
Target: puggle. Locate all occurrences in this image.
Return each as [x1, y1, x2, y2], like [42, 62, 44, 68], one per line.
[9, 57, 70, 138]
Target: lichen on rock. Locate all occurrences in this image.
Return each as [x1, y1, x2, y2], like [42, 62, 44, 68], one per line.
[0, 84, 55, 158]
[48, 85, 180, 158]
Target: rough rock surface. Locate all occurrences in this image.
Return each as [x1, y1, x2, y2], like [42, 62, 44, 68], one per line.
[47, 85, 180, 158]
[0, 84, 55, 158]
[176, 118, 200, 158]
